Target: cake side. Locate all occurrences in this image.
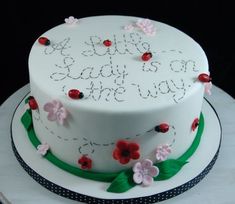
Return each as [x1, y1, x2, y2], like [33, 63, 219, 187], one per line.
[31, 82, 204, 172]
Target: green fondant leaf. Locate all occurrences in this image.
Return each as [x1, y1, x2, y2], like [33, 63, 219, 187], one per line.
[154, 159, 188, 181]
[178, 113, 204, 161]
[24, 96, 31, 104]
[21, 109, 32, 130]
[107, 169, 136, 193]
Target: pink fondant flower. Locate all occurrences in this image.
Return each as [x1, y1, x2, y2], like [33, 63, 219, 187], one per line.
[43, 100, 68, 125]
[124, 24, 134, 32]
[205, 82, 212, 95]
[133, 159, 159, 186]
[136, 18, 156, 36]
[37, 143, 50, 156]
[64, 16, 78, 25]
[155, 144, 172, 161]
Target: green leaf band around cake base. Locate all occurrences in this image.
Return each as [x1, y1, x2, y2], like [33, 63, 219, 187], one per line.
[21, 108, 204, 193]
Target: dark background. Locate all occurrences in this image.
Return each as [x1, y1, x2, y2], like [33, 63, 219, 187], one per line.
[1, 0, 234, 105]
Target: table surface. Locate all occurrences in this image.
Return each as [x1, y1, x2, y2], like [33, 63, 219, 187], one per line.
[0, 84, 235, 204]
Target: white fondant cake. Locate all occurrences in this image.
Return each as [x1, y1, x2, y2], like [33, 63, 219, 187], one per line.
[28, 15, 209, 173]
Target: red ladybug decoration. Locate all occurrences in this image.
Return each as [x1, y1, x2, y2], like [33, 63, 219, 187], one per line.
[38, 37, 50, 46]
[68, 89, 84, 99]
[198, 73, 212, 83]
[28, 97, 38, 110]
[141, 52, 152, 61]
[192, 118, 199, 131]
[103, 39, 112, 47]
[155, 123, 169, 133]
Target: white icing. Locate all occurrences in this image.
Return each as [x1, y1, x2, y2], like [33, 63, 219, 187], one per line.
[28, 16, 208, 172]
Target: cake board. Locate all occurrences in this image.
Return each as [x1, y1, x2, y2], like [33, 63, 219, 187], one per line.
[10, 93, 222, 204]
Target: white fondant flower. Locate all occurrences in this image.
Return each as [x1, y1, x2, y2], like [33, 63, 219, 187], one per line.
[133, 159, 159, 186]
[155, 144, 172, 161]
[43, 100, 68, 125]
[64, 16, 78, 25]
[37, 143, 50, 156]
[136, 18, 156, 36]
[205, 82, 212, 95]
[124, 24, 134, 32]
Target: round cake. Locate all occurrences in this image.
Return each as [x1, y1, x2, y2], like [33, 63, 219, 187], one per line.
[26, 16, 209, 183]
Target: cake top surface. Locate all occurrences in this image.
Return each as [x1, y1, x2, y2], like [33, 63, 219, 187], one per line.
[29, 15, 208, 112]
